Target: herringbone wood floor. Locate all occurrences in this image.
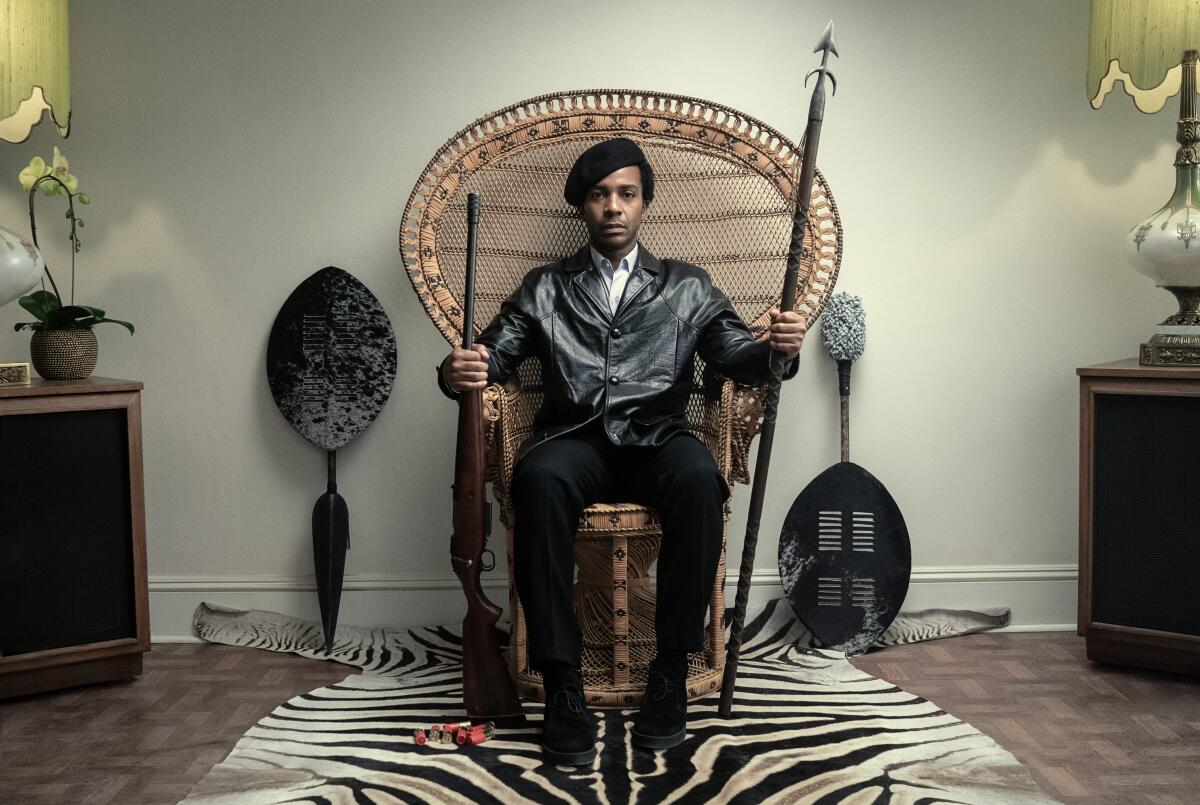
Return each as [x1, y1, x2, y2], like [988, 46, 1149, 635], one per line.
[0, 633, 1196, 804]
[852, 632, 1200, 805]
[0, 645, 349, 804]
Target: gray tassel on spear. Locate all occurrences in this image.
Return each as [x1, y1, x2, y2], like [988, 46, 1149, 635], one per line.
[822, 292, 865, 461]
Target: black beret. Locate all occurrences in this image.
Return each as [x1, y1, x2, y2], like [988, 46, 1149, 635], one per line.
[563, 137, 654, 206]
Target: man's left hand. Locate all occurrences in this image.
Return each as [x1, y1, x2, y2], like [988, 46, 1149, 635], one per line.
[768, 308, 806, 361]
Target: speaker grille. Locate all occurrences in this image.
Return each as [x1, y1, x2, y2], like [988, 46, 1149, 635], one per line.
[0, 408, 136, 657]
[1092, 393, 1200, 636]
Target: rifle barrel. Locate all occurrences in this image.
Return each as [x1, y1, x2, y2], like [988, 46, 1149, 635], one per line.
[463, 193, 480, 351]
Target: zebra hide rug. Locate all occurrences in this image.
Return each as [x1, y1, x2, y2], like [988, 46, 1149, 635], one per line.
[185, 599, 1055, 805]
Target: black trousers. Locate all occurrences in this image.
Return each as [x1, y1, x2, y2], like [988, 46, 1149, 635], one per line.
[511, 421, 727, 670]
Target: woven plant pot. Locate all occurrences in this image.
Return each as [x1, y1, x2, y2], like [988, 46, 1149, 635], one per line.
[30, 328, 98, 380]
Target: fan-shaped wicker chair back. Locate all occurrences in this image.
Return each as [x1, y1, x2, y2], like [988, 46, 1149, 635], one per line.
[403, 89, 840, 347]
[402, 89, 842, 707]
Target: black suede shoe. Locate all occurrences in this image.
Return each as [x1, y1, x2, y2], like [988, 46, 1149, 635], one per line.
[631, 654, 688, 749]
[541, 668, 597, 766]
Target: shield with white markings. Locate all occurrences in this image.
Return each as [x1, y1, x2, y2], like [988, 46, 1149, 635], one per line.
[779, 461, 910, 655]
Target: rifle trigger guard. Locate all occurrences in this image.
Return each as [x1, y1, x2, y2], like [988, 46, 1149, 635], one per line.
[481, 549, 496, 572]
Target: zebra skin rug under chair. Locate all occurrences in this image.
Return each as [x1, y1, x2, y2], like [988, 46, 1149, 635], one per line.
[184, 599, 1057, 804]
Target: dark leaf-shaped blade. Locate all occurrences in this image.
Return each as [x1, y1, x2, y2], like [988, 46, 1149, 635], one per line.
[267, 266, 397, 451]
[313, 489, 349, 655]
[778, 462, 910, 655]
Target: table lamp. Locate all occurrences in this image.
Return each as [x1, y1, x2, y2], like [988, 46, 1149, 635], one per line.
[0, 0, 70, 307]
[1089, 0, 1200, 364]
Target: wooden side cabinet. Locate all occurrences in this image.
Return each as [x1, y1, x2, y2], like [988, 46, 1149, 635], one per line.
[0, 377, 149, 698]
[1078, 359, 1200, 675]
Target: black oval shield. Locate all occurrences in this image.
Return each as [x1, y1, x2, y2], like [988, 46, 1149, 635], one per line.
[778, 461, 911, 655]
[266, 266, 397, 451]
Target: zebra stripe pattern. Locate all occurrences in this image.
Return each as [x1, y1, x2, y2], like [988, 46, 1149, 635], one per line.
[187, 599, 1049, 804]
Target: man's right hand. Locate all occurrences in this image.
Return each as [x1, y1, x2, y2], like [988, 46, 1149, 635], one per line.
[443, 344, 490, 392]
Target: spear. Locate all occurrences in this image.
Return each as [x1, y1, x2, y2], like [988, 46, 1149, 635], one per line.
[719, 20, 839, 717]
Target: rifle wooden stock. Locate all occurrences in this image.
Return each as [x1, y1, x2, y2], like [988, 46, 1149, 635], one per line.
[451, 192, 523, 723]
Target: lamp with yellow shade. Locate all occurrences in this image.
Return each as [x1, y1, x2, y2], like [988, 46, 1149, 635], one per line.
[1, 0, 70, 143]
[1089, 0, 1200, 364]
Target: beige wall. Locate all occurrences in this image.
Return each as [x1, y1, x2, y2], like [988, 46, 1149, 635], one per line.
[0, 0, 1173, 636]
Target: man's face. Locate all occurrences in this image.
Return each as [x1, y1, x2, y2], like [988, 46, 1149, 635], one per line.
[579, 165, 647, 260]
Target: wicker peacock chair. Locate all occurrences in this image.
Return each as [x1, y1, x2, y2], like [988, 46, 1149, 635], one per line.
[401, 89, 842, 708]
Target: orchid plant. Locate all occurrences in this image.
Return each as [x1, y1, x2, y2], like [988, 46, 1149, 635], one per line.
[13, 148, 133, 334]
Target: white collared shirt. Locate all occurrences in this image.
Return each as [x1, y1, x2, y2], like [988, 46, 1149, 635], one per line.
[589, 243, 639, 315]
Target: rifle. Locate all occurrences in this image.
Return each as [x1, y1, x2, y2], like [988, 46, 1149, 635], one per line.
[451, 192, 524, 724]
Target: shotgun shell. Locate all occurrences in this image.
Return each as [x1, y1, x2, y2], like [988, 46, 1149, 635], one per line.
[429, 727, 442, 744]
[414, 729, 427, 746]
[467, 723, 496, 744]
[454, 722, 477, 745]
[439, 728, 454, 744]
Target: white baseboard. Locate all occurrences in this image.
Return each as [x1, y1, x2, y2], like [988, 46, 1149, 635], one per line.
[150, 563, 1078, 643]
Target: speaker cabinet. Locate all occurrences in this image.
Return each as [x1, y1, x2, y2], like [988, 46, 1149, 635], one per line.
[0, 377, 149, 698]
[1079, 360, 1200, 675]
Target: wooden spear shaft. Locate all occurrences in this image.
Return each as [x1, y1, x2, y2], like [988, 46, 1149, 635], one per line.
[719, 21, 838, 717]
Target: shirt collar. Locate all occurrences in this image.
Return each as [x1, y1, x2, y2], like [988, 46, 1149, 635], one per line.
[589, 243, 639, 276]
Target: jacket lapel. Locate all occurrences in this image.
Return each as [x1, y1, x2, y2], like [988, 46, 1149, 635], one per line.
[565, 246, 613, 323]
[613, 246, 660, 320]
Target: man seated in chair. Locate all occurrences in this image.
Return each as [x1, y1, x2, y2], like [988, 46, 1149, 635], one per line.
[439, 138, 805, 765]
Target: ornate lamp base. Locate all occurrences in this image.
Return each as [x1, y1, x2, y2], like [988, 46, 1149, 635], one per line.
[1125, 52, 1200, 367]
[1140, 287, 1200, 365]
[1141, 333, 1200, 365]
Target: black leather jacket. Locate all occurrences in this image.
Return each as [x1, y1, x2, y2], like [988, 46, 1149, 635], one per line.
[439, 244, 796, 462]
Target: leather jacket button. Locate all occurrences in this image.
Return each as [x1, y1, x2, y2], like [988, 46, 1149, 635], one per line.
[610, 327, 621, 337]
[609, 375, 619, 385]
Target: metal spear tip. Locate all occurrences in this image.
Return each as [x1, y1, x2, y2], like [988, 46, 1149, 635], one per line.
[814, 20, 838, 57]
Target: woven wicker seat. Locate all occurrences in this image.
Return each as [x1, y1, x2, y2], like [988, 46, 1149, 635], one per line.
[401, 89, 842, 708]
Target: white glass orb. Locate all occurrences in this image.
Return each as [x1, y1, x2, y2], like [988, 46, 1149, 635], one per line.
[1124, 166, 1200, 287]
[0, 225, 44, 307]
